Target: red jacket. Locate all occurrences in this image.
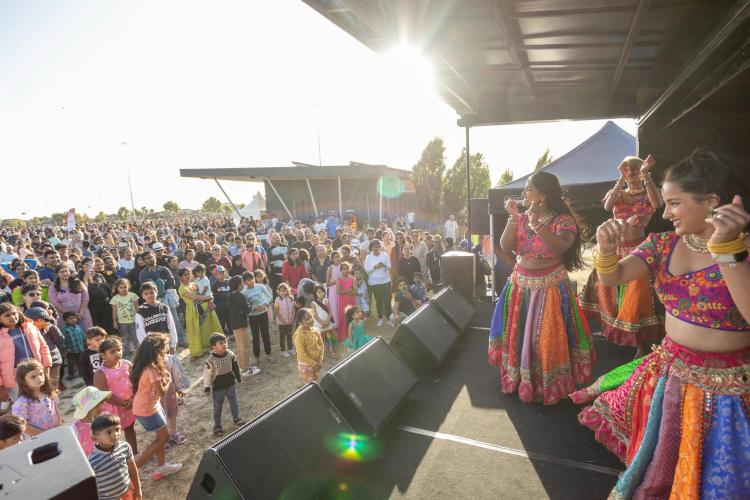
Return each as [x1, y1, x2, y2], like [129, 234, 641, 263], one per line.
[281, 261, 308, 291]
[0, 321, 53, 389]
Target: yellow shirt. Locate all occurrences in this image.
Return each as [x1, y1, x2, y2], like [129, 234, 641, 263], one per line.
[293, 326, 324, 366]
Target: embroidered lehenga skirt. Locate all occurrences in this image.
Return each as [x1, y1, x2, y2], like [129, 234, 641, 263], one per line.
[570, 337, 750, 499]
[489, 264, 595, 405]
[580, 239, 665, 346]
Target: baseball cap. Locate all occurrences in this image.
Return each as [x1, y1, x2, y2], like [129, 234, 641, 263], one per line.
[216, 265, 226, 273]
[72, 386, 111, 420]
[24, 307, 52, 323]
[152, 242, 164, 251]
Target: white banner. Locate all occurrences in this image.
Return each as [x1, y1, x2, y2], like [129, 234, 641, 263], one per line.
[66, 208, 76, 231]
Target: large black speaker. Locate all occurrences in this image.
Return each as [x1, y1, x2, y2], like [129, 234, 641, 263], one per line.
[430, 286, 476, 331]
[470, 198, 490, 235]
[188, 383, 352, 500]
[390, 303, 461, 374]
[0, 426, 97, 499]
[320, 337, 417, 436]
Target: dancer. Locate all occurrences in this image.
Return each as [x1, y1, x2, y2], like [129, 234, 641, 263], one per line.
[489, 171, 594, 405]
[571, 150, 750, 499]
[580, 155, 665, 357]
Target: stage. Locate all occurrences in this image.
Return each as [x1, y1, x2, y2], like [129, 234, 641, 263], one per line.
[321, 315, 633, 499]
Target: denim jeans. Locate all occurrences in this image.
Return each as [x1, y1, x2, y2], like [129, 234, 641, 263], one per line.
[212, 384, 239, 428]
[164, 290, 187, 345]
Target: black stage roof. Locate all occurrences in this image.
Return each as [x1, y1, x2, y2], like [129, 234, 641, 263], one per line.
[180, 162, 411, 182]
[303, 0, 749, 127]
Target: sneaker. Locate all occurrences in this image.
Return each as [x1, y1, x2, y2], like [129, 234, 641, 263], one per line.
[376, 318, 384, 327]
[281, 351, 291, 358]
[213, 426, 224, 437]
[233, 419, 245, 426]
[242, 367, 261, 377]
[153, 462, 182, 480]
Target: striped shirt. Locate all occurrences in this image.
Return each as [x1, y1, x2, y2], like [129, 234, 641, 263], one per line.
[88, 441, 132, 500]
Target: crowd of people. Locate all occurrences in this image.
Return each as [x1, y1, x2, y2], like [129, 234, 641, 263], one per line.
[490, 149, 750, 498]
[0, 211, 471, 497]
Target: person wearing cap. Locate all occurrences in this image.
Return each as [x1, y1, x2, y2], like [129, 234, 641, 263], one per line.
[71, 386, 111, 456]
[211, 266, 232, 336]
[25, 307, 64, 391]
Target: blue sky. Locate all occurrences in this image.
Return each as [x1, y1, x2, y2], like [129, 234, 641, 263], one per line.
[0, 0, 635, 219]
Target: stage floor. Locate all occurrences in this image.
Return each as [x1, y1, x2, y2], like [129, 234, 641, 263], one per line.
[324, 324, 633, 500]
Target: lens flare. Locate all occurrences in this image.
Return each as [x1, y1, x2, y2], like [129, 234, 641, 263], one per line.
[377, 176, 402, 199]
[326, 432, 381, 462]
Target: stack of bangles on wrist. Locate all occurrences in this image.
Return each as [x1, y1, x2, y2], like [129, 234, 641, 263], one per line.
[707, 234, 748, 265]
[593, 246, 620, 274]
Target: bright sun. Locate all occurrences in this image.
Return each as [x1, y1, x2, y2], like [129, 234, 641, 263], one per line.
[377, 44, 435, 98]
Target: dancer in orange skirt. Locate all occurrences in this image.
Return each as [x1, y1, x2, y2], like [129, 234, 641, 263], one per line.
[580, 155, 665, 358]
[489, 172, 594, 405]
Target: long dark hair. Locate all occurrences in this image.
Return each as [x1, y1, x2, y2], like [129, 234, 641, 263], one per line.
[312, 285, 329, 314]
[0, 302, 23, 327]
[53, 264, 82, 293]
[664, 148, 750, 230]
[130, 333, 169, 393]
[529, 172, 586, 271]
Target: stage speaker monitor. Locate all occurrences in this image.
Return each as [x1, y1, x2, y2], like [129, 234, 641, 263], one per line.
[390, 302, 460, 375]
[188, 382, 352, 500]
[430, 286, 476, 332]
[320, 336, 417, 436]
[0, 426, 97, 499]
[470, 198, 490, 235]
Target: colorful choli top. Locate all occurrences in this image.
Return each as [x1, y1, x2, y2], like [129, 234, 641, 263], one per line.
[631, 232, 750, 331]
[612, 193, 655, 228]
[515, 213, 577, 260]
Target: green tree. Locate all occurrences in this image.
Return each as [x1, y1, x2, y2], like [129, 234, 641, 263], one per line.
[163, 201, 180, 213]
[497, 168, 514, 186]
[202, 196, 223, 213]
[411, 137, 446, 216]
[50, 213, 66, 225]
[94, 212, 107, 222]
[442, 149, 491, 215]
[534, 148, 553, 171]
[117, 207, 131, 219]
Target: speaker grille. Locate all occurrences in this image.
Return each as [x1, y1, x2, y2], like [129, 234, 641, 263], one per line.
[212, 383, 349, 499]
[400, 304, 457, 359]
[430, 286, 475, 331]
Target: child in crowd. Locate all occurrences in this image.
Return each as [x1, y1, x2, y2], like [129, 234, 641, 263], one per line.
[25, 306, 65, 390]
[335, 262, 357, 344]
[409, 272, 427, 305]
[293, 309, 324, 384]
[0, 414, 26, 449]
[61, 311, 86, 380]
[110, 278, 139, 357]
[281, 248, 308, 295]
[243, 271, 274, 368]
[343, 306, 373, 352]
[94, 337, 138, 454]
[354, 269, 369, 317]
[227, 275, 256, 376]
[136, 281, 178, 352]
[211, 266, 232, 336]
[163, 351, 189, 445]
[130, 333, 182, 479]
[203, 332, 244, 437]
[12, 359, 60, 437]
[11, 270, 48, 305]
[89, 414, 142, 500]
[274, 283, 295, 357]
[71, 386, 110, 456]
[253, 269, 274, 324]
[311, 285, 336, 358]
[391, 277, 418, 325]
[80, 327, 107, 386]
[192, 264, 214, 303]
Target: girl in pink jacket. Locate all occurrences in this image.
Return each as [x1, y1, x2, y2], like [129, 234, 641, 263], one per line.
[0, 303, 53, 403]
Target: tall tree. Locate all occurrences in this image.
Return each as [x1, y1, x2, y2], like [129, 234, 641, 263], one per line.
[411, 138, 446, 216]
[202, 197, 223, 213]
[497, 168, 514, 186]
[534, 148, 553, 171]
[442, 149, 491, 215]
[163, 201, 180, 213]
[117, 207, 130, 219]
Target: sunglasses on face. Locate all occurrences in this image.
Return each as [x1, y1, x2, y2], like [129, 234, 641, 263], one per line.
[26, 292, 40, 297]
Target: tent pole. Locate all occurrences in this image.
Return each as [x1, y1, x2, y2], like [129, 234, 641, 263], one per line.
[465, 125, 472, 238]
[213, 178, 242, 219]
[305, 178, 318, 217]
[379, 176, 383, 223]
[266, 178, 294, 220]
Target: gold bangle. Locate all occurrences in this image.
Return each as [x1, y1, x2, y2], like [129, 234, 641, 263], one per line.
[596, 263, 619, 274]
[707, 235, 746, 254]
